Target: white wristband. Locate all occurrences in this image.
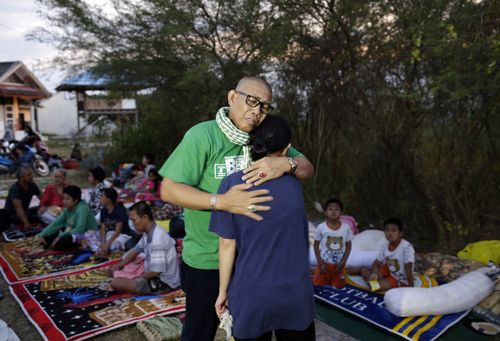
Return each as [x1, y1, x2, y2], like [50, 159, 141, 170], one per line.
[210, 194, 217, 210]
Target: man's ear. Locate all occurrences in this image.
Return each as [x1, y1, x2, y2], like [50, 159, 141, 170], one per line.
[227, 90, 237, 106]
[282, 143, 292, 156]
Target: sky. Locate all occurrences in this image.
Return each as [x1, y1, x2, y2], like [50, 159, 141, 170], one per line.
[0, 0, 64, 92]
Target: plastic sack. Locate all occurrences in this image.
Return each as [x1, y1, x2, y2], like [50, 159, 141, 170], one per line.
[0, 319, 20, 341]
[457, 240, 500, 265]
[384, 270, 494, 317]
[351, 229, 386, 252]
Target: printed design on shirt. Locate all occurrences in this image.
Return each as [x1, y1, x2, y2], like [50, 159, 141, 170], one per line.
[322, 236, 344, 264]
[103, 218, 118, 231]
[214, 155, 246, 179]
[386, 258, 400, 273]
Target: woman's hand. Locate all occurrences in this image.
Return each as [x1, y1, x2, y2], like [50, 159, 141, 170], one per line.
[242, 157, 289, 186]
[215, 291, 228, 318]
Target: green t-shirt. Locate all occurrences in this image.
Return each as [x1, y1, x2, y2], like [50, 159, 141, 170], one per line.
[159, 119, 302, 270]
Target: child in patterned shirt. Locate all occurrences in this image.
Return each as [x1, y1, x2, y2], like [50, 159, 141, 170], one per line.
[359, 217, 415, 291]
[313, 198, 352, 288]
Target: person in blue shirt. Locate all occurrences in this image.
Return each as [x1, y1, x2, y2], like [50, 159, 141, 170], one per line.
[97, 188, 138, 256]
[210, 115, 315, 340]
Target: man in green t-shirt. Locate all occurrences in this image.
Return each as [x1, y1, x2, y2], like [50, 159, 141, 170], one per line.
[159, 76, 314, 341]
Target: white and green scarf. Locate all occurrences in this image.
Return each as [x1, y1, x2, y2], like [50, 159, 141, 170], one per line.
[216, 106, 251, 168]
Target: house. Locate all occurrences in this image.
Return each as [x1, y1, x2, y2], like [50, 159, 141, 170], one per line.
[37, 71, 140, 137]
[0, 61, 51, 139]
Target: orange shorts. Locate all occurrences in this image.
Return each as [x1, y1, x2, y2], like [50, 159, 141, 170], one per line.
[313, 263, 346, 288]
[378, 265, 407, 288]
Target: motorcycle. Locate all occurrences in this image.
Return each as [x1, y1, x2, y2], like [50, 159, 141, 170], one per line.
[0, 143, 50, 177]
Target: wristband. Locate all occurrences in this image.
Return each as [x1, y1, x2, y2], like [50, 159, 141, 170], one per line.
[210, 194, 217, 210]
[286, 157, 298, 175]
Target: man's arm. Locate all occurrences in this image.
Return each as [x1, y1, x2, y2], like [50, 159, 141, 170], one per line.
[215, 237, 237, 317]
[12, 199, 30, 227]
[242, 156, 314, 185]
[109, 248, 140, 275]
[161, 178, 273, 221]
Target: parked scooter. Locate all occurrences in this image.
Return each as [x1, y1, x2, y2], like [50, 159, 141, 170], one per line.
[0, 143, 50, 177]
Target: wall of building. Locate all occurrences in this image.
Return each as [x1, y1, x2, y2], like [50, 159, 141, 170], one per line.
[37, 92, 78, 136]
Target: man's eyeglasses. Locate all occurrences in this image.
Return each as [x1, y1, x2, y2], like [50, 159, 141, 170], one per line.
[235, 90, 274, 114]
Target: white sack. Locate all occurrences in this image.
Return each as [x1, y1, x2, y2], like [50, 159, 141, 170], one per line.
[384, 270, 494, 317]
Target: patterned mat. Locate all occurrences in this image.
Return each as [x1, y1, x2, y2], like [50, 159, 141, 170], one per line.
[10, 265, 185, 341]
[0, 237, 120, 284]
[314, 284, 470, 341]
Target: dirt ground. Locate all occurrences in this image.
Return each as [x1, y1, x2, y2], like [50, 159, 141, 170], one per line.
[0, 140, 355, 341]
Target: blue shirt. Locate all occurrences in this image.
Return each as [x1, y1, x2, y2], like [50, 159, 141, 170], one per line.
[209, 171, 314, 338]
[100, 203, 132, 236]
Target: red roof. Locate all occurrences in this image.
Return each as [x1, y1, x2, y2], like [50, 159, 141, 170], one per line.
[0, 83, 48, 99]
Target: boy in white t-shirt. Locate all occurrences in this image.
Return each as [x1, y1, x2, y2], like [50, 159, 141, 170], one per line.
[360, 217, 415, 291]
[313, 198, 353, 288]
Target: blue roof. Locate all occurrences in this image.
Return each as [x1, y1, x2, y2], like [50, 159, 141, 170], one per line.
[56, 71, 143, 91]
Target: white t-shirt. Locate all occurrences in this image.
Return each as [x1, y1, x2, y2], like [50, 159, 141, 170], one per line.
[314, 222, 353, 264]
[135, 224, 180, 288]
[376, 239, 415, 284]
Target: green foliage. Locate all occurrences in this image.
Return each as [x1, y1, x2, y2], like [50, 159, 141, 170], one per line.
[33, 0, 500, 253]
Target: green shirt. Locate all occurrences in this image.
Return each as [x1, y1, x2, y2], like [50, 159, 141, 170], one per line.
[38, 201, 98, 238]
[159, 119, 302, 270]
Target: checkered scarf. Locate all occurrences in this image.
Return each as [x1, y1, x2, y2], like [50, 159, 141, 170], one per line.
[216, 107, 251, 167]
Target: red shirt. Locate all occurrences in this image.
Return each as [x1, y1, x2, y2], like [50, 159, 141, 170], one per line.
[40, 183, 65, 208]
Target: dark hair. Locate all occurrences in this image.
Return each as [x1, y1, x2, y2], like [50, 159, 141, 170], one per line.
[147, 168, 162, 192]
[324, 198, 344, 212]
[89, 167, 106, 183]
[130, 201, 154, 220]
[102, 187, 118, 204]
[384, 217, 404, 232]
[63, 185, 82, 202]
[249, 115, 292, 161]
[16, 166, 31, 180]
[144, 153, 155, 165]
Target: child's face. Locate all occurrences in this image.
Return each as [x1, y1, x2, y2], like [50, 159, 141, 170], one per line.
[384, 224, 403, 243]
[325, 203, 342, 220]
[100, 195, 109, 206]
[88, 173, 96, 185]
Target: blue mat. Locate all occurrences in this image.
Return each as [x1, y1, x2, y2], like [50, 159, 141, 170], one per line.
[314, 285, 470, 341]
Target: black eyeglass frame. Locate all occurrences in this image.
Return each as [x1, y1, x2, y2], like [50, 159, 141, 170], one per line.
[234, 90, 274, 114]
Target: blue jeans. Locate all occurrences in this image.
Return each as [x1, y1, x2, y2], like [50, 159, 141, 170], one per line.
[180, 258, 219, 341]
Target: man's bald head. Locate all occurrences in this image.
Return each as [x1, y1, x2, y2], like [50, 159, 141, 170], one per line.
[235, 77, 272, 97]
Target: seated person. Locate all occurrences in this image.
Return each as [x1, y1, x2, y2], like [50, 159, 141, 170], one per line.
[96, 188, 139, 255]
[313, 198, 352, 288]
[38, 169, 67, 224]
[70, 143, 82, 161]
[108, 201, 180, 294]
[124, 165, 146, 190]
[4, 166, 41, 229]
[142, 152, 156, 176]
[353, 217, 415, 291]
[86, 166, 107, 217]
[135, 168, 163, 202]
[35, 186, 98, 250]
